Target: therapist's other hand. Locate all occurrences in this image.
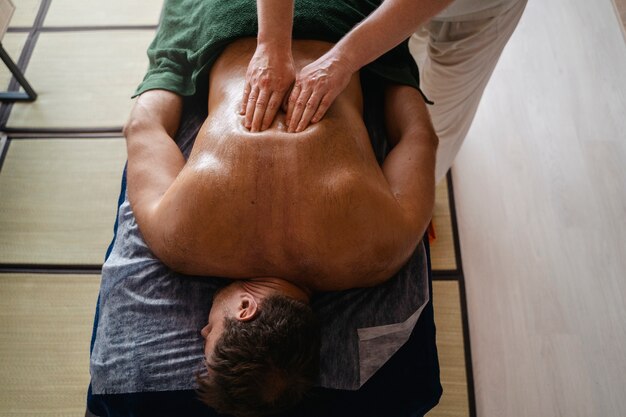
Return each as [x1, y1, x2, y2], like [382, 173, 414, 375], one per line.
[241, 45, 295, 132]
[286, 51, 354, 133]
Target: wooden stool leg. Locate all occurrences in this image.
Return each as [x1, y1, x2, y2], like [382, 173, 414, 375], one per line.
[0, 43, 37, 102]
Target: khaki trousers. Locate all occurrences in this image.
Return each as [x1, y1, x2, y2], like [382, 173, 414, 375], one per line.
[409, 0, 528, 183]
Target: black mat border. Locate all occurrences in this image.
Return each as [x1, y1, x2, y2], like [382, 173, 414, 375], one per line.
[2, 126, 124, 135]
[8, 25, 158, 33]
[432, 272, 462, 280]
[0, 134, 9, 173]
[0, 133, 125, 172]
[0, 264, 101, 274]
[32, 25, 158, 32]
[5, 27, 31, 33]
[445, 169, 477, 417]
[6, 132, 124, 139]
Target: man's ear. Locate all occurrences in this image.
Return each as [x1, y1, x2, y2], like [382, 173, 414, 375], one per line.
[236, 294, 259, 322]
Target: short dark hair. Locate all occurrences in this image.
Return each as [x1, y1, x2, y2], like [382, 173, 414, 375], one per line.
[197, 295, 320, 417]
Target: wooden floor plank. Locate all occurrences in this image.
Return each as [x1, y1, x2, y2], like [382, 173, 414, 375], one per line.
[453, 0, 626, 415]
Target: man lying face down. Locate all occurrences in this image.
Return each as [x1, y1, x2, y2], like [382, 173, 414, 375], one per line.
[124, 38, 438, 417]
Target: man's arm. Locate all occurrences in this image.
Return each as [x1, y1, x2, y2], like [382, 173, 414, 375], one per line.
[382, 84, 438, 236]
[332, 0, 453, 76]
[286, 0, 454, 133]
[124, 89, 185, 234]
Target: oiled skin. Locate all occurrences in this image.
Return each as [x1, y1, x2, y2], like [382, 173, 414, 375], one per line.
[139, 39, 425, 291]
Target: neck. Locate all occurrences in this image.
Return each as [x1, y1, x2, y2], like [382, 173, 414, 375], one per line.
[242, 277, 311, 303]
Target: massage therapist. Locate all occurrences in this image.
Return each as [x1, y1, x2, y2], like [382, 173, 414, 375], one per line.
[240, 0, 453, 133]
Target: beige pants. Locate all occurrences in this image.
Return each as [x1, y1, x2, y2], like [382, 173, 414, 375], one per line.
[409, 0, 528, 183]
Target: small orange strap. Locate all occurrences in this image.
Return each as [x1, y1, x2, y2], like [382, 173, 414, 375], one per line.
[428, 220, 437, 244]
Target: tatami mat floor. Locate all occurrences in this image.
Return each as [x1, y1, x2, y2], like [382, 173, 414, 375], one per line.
[0, 274, 99, 416]
[6, 0, 40, 28]
[0, 0, 473, 415]
[0, 138, 125, 265]
[6, 31, 154, 129]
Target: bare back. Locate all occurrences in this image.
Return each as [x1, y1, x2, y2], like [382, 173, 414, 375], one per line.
[150, 39, 421, 291]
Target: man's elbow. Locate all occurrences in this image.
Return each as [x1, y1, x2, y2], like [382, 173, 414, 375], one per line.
[123, 112, 150, 139]
[414, 123, 439, 151]
[400, 122, 439, 151]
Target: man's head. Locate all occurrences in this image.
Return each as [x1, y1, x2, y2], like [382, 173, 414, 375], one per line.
[197, 281, 320, 417]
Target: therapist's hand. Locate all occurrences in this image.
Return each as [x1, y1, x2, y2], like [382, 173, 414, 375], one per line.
[241, 45, 295, 132]
[286, 50, 355, 133]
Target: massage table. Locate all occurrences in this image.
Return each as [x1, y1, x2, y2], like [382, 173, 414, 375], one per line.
[86, 1, 442, 415]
